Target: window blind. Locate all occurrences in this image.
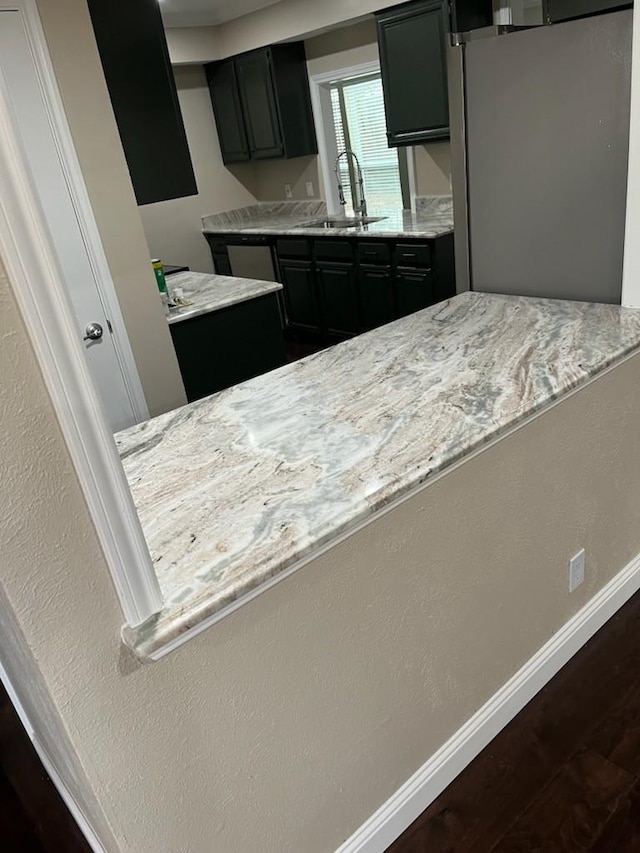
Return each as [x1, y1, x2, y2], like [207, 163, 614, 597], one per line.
[330, 75, 403, 213]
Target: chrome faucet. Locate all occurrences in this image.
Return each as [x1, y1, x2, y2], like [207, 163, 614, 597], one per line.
[334, 150, 367, 218]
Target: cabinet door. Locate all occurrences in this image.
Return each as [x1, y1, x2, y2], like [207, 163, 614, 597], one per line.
[87, 0, 197, 206]
[316, 262, 360, 337]
[377, 0, 450, 146]
[359, 266, 395, 331]
[279, 260, 321, 331]
[543, 0, 630, 22]
[395, 269, 434, 318]
[235, 50, 284, 160]
[206, 61, 250, 164]
[170, 294, 285, 402]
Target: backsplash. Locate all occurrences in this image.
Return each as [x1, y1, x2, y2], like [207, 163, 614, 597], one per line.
[202, 201, 327, 230]
[415, 195, 453, 216]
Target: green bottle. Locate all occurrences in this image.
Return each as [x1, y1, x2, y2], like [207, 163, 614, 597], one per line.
[152, 259, 167, 295]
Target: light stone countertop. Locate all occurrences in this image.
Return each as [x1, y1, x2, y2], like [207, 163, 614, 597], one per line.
[201, 199, 454, 240]
[166, 271, 282, 325]
[118, 292, 640, 658]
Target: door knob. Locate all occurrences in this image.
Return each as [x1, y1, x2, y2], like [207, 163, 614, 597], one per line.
[83, 322, 104, 341]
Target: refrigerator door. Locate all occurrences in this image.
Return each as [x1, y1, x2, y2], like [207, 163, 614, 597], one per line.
[464, 10, 631, 303]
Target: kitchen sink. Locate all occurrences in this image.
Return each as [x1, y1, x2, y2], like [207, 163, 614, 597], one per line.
[294, 216, 385, 229]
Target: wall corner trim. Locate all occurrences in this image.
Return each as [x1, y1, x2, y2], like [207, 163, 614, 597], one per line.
[336, 549, 640, 853]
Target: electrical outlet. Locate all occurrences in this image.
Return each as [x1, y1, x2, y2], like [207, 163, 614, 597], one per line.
[569, 548, 585, 593]
[284, 184, 293, 199]
[306, 181, 314, 197]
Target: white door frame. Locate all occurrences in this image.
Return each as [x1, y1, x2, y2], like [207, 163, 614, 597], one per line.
[308, 60, 419, 216]
[622, 0, 640, 307]
[0, 0, 162, 626]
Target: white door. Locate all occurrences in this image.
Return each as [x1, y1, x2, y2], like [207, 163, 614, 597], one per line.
[0, 10, 147, 432]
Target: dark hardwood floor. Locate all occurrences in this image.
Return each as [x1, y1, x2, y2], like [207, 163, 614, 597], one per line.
[387, 588, 640, 852]
[0, 683, 90, 852]
[3, 590, 640, 852]
[283, 329, 330, 364]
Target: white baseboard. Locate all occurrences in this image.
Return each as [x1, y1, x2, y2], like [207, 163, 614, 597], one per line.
[0, 662, 106, 853]
[33, 737, 107, 853]
[336, 551, 640, 853]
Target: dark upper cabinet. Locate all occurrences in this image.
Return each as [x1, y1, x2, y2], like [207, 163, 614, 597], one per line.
[449, 0, 493, 32]
[206, 43, 317, 165]
[206, 61, 250, 163]
[235, 50, 284, 159]
[376, 0, 450, 146]
[87, 0, 197, 206]
[542, 0, 631, 22]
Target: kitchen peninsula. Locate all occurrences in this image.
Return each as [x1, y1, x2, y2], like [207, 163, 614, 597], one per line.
[117, 292, 640, 659]
[166, 270, 285, 402]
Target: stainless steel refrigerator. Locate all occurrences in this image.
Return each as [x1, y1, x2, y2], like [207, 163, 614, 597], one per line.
[450, 9, 632, 303]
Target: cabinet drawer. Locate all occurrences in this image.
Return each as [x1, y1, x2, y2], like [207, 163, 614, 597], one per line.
[276, 239, 311, 259]
[395, 243, 431, 267]
[358, 242, 390, 265]
[314, 240, 354, 262]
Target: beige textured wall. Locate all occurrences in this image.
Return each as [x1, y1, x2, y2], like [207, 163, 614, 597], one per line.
[138, 65, 258, 273]
[249, 20, 380, 202]
[166, 25, 220, 65]
[3, 210, 640, 853]
[251, 155, 323, 201]
[163, 17, 451, 212]
[217, 0, 407, 57]
[36, 0, 186, 418]
[415, 142, 452, 196]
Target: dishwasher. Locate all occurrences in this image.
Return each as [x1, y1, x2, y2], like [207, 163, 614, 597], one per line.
[226, 235, 278, 282]
[225, 234, 285, 327]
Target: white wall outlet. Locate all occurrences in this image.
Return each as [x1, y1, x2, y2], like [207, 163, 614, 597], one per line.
[306, 181, 314, 197]
[568, 548, 586, 593]
[284, 184, 293, 199]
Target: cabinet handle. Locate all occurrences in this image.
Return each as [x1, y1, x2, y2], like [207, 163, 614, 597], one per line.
[401, 252, 417, 258]
[365, 272, 388, 279]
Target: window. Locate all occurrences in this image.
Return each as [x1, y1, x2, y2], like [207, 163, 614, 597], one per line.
[328, 74, 405, 214]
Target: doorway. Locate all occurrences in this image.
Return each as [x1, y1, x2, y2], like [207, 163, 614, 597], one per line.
[0, 9, 147, 432]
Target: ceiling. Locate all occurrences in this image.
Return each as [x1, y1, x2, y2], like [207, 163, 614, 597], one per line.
[159, 0, 284, 28]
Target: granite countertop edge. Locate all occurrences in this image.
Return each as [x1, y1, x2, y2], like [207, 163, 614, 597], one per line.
[166, 271, 283, 325]
[121, 344, 622, 660]
[201, 222, 454, 240]
[120, 294, 640, 660]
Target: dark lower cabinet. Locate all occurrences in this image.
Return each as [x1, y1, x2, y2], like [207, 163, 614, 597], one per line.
[376, 0, 450, 146]
[396, 268, 434, 317]
[208, 232, 455, 341]
[359, 266, 395, 330]
[316, 262, 360, 336]
[279, 260, 321, 332]
[169, 293, 286, 402]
